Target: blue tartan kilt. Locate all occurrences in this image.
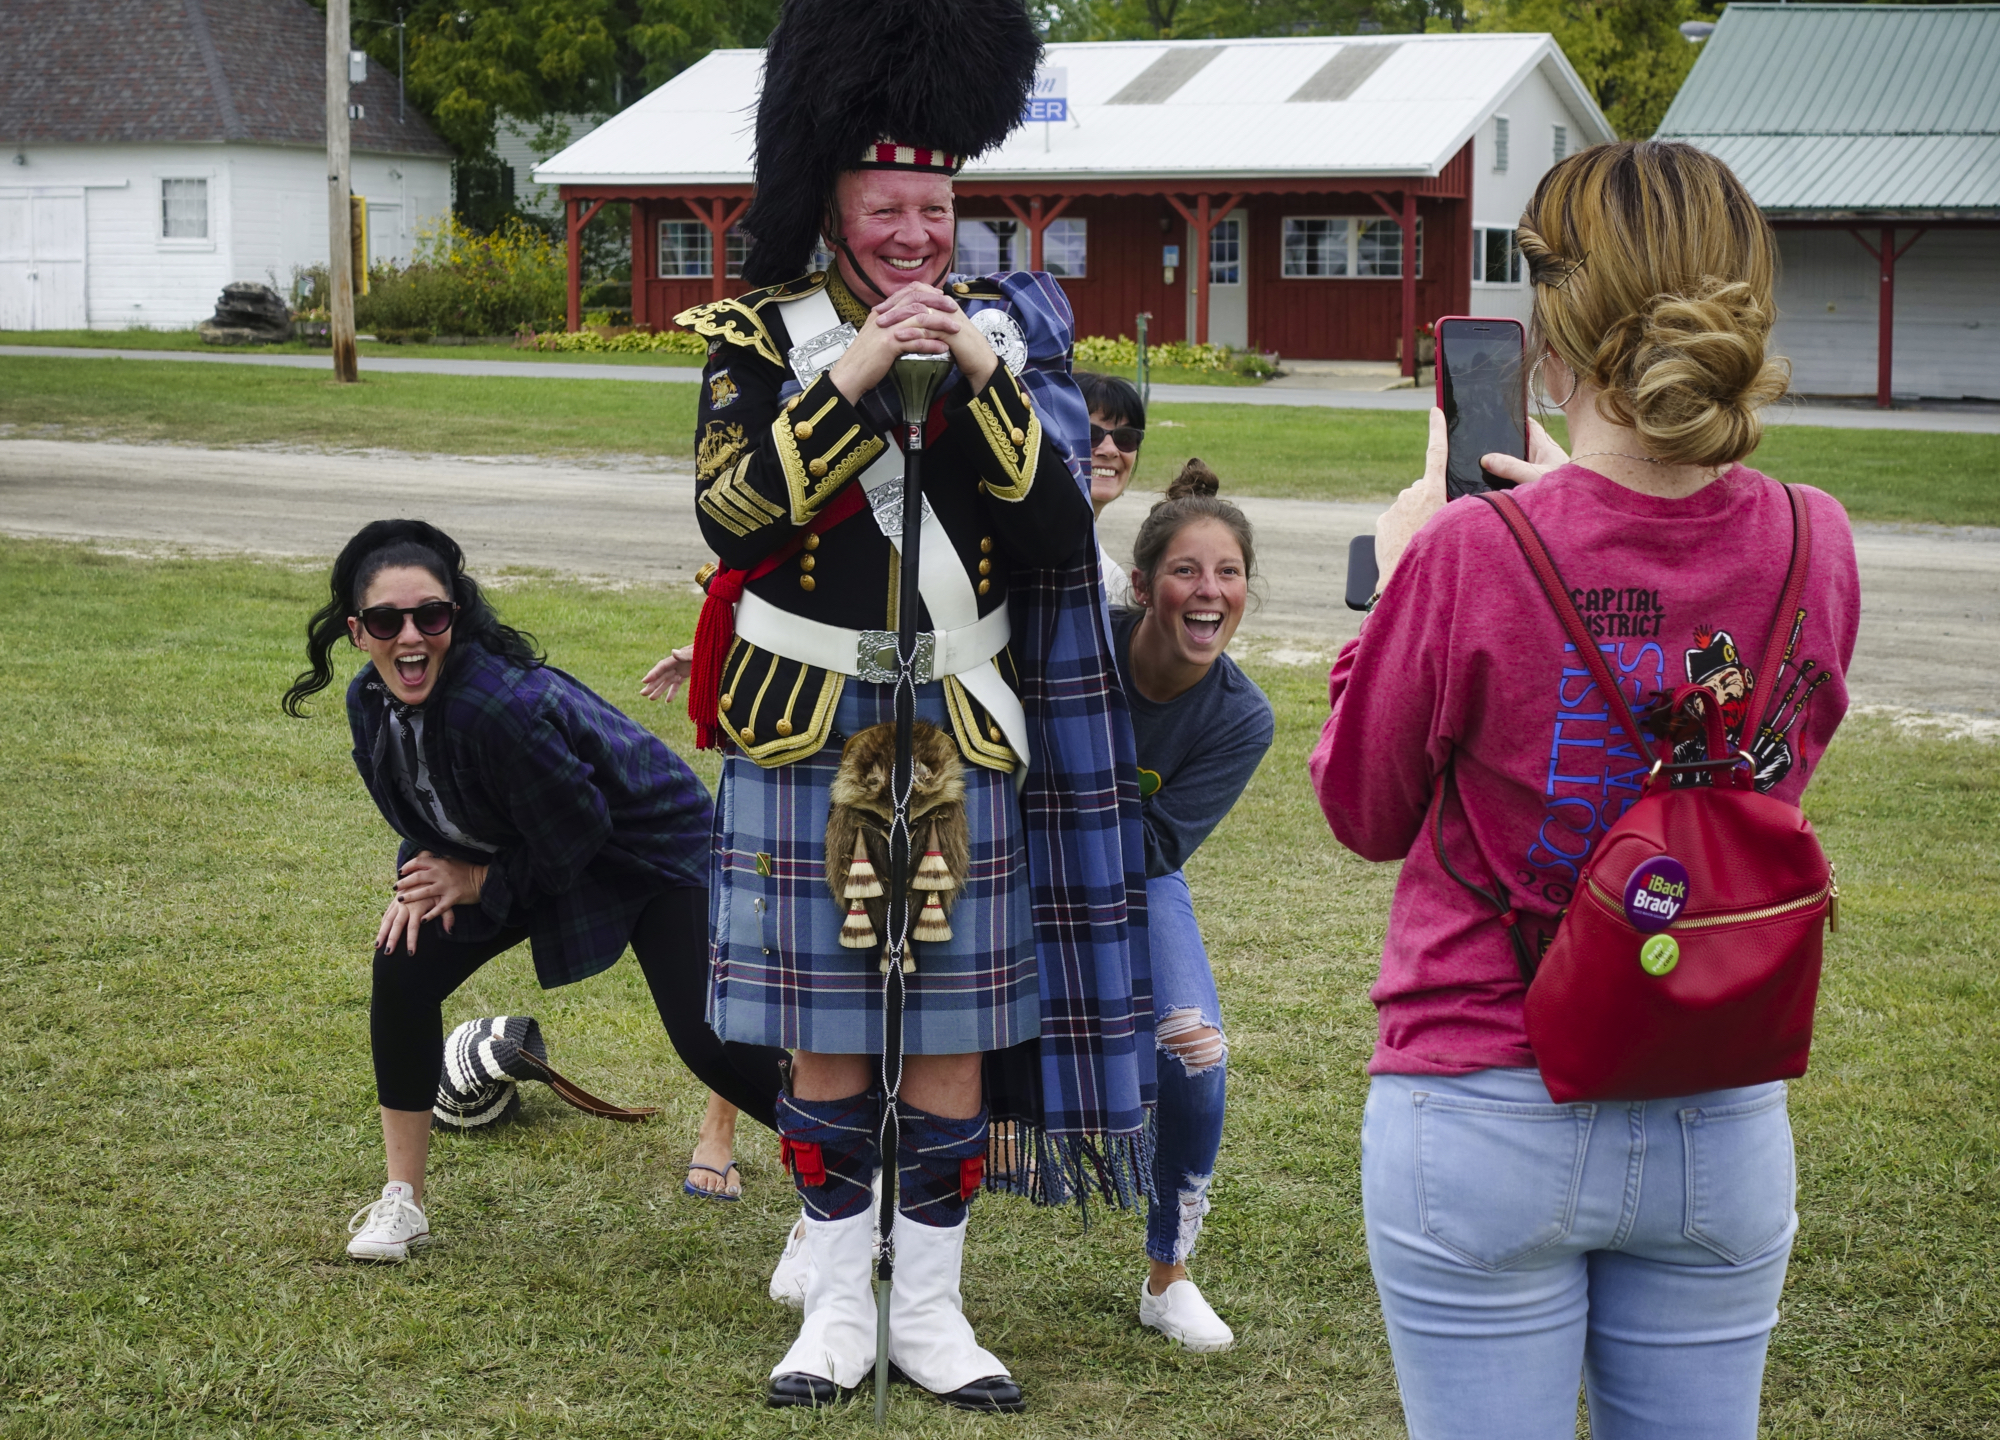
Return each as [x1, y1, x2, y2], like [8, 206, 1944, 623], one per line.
[706, 679, 1041, 1056]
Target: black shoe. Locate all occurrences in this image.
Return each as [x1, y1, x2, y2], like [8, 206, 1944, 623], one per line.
[767, 1372, 845, 1408]
[890, 1364, 1026, 1414]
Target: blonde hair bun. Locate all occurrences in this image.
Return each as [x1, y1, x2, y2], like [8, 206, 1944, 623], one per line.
[1166, 458, 1221, 500]
[1620, 280, 1790, 470]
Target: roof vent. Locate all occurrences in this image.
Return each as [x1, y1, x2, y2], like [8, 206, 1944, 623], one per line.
[1107, 46, 1226, 105]
[1288, 43, 1401, 103]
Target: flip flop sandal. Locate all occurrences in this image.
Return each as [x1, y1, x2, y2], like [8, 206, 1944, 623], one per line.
[683, 1161, 742, 1201]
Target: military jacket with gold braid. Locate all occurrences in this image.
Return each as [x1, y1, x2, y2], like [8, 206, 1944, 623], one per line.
[676, 269, 1092, 772]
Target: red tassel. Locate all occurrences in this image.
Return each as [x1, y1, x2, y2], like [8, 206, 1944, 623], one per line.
[959, 1154, 985, 1200]
[780, 1137, 826, 1188]
[687, 567, 747, 751]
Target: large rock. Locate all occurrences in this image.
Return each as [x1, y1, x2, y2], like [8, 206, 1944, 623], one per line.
[199, 282, 291, 344]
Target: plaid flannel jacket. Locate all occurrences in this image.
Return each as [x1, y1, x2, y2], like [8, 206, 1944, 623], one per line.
[347, 645, 713, 988]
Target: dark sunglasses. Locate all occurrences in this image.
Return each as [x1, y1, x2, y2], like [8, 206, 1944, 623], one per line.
[357, 601, 458, 641]
[1090, 423, 1144, 454]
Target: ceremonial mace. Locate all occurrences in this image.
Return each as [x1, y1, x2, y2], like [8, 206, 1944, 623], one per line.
[876, 347, 953, 1428]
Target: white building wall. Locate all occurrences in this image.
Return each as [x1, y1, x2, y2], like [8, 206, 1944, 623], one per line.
[1772, 228, 2000, 400]
[0, 141, 448, 329]
[1465, 61, 1587, 331]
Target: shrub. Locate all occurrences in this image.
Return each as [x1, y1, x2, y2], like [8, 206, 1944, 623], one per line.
[517, 327, 707, 355]
[1073, 335, 1241, 373]
[354, 217, 567, 337]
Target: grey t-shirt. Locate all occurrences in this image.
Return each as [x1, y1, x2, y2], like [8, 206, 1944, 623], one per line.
[1111, 607, 1275, 879]
[385, 704, 499, 854]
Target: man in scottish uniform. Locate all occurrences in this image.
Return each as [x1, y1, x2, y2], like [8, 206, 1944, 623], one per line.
[673, 0, 1154, 1413]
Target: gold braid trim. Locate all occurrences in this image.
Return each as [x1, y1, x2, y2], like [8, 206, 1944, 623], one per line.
[676, 299, 784, 368]
[775, 390, 886, 524]
[967, 375, 1041, 501]
[943, 672, 1019, 773]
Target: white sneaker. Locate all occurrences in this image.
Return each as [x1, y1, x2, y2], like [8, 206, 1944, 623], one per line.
[1139, 1277, 1234, 1352]
[346, 1182, 432, 1262]
[770, 1212, 811, 1308]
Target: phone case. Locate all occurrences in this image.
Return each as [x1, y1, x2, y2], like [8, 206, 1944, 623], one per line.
[1434, 315, 1528, 499]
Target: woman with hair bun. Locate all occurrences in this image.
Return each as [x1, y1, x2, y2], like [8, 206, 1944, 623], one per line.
[1113, 459, 1274, 1352]
[1311, 141, 1861, 1437]
[285, 520, 787, 1261]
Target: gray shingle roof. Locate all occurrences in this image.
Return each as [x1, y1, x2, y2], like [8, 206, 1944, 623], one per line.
[1656, 3, 2000, 216]
[0, 0, 453, 158]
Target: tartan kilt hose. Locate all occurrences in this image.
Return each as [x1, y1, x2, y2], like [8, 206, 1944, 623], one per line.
[706, 679, 1041, 1056]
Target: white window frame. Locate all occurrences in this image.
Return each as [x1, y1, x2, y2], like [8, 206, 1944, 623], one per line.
[955, 218, 1023, 274]
[657, 219, 711, 279]
[725, 224, 747, 279]
[1493, 115, 1510, 173]
[1281, 216, 1423, 280]
[156, 173, 215, 250]
[1208, 216, 1241, 286]
[1471, 224, 1525, 287]
[1044, 216, 1087, 278]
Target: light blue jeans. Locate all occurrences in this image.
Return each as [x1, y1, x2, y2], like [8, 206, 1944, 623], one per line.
[1362, 1067, 1796, 1440]
[1146, 871, 1227, 1267]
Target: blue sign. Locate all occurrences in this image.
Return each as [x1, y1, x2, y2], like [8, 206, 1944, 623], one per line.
[1024, 97, 1067, 123]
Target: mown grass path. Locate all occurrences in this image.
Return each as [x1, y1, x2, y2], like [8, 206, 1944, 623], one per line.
[1, 541, 1994, 1437]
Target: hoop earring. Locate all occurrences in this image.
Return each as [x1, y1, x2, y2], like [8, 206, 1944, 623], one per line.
[1531, 352, 1578, 410]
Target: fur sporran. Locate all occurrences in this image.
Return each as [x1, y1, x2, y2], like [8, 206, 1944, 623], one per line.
[825, 721, 970, 973]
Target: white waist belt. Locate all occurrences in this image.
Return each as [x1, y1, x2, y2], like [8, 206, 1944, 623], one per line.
[735, 589, 1010, 685]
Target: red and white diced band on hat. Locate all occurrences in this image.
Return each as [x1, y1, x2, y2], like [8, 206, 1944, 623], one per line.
[856, 141, 962, 174]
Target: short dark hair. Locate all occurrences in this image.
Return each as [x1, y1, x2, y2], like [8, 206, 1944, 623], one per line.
[1075, 371, 1145, 432]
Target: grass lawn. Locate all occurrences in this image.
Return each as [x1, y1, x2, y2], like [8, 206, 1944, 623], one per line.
[0, 328, 704, 368]
[2, 538, 1995, 1437]
[3, 354, 1998, 526]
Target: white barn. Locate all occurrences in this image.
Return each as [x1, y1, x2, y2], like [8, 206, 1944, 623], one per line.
[0, 0, 454, 330]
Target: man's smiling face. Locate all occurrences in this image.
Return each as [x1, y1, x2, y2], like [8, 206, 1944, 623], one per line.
[831, 169, 955, 298]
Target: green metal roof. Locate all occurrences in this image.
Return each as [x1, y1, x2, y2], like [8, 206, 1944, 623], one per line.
[1655, 4, 2000, 216]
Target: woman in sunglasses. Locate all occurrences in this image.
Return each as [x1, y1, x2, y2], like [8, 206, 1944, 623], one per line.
[1077, 372, 1147, 606]
[284, 519, 788, 1262]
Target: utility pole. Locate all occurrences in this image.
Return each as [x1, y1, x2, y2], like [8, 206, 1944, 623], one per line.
[326, 0, 358, 382]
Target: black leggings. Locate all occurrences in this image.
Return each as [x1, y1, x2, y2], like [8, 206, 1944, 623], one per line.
[369, 885, 787, 1128]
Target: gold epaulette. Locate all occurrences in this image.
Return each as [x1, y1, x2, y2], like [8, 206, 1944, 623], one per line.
[946, 277, 1008, 303]
[674, 271, 832, 369]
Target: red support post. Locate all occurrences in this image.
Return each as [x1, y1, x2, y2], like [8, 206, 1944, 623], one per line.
[630, 202, 647, 329]
[998, 195, 1074, 274]
[1849, 226, 1928, 408]
[1370, 190, 1419, 376]
[565, 196, 608, 332]
[1165, 192, 1243, 346]
[689, 196, 752, 302]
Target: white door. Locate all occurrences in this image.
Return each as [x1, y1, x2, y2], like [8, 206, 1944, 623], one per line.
[0, 190, 87, 330]
[1187, 209, 1248, 350]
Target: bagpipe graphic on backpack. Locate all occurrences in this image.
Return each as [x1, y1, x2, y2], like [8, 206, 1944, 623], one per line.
[1514, 599, 1827, 914]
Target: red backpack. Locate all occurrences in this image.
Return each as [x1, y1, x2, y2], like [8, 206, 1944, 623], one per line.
[1440, 486, 1837, 1104]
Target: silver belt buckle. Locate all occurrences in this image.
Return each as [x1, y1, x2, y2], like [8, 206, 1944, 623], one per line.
[857, 630, 934, 684]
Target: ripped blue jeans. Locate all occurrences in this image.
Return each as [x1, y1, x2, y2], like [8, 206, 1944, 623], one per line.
[1146, 870, 1227, 1267]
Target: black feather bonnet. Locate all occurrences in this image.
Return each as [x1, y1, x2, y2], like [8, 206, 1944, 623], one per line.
[740, 0, 1043, 286]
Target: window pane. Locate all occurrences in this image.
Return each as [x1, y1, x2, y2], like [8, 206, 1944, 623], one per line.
[955, 219, 1021, 275]
[657, 220, 712, 278]
[1282, 217, 1347, 278]
[1357, 217, 1423, 278]
[162, 178, 207, 239]
[1209, 218, 1240, 286]
[1044, 217, 1086, 278]
[725, 224, 747, 278]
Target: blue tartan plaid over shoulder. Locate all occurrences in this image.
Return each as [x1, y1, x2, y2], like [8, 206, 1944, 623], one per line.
[970, 269, 1158, 1208]
[347, 645, 713, 988]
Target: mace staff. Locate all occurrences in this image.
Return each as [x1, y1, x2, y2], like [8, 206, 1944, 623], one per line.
[875, 349, 952, 1427]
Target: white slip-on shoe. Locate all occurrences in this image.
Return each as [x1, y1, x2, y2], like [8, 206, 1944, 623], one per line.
[1139, 1276, 1235, 1352]
[769, 1211, 811, 1308]
[768, 1209, 878, 1406]
[886, 1213, 1023, 1412]
[345, 1182, 431, 1262]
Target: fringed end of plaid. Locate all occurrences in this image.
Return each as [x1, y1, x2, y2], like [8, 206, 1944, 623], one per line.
[980, 1117, 1154, 1216]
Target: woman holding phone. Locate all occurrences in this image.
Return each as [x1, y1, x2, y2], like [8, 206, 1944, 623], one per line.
[1311, 142, 1860, 1438]
[285, 520, 787, 1260]
[1112, 460, 1274, 1351]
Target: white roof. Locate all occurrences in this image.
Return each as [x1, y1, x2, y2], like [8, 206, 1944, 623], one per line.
[536, 34, 1613, 187]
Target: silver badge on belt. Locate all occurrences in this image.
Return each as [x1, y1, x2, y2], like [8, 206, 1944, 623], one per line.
[788, 323, 858, 388]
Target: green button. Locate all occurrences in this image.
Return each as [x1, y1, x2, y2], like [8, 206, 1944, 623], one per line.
[1639, 934, 1680, 976]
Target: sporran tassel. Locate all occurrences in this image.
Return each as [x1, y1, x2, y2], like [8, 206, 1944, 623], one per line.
[845, 831, 883, 899]
[913, 826, 954, 893]
[913, 891, 953, 944]
[839, 900, 877, 949]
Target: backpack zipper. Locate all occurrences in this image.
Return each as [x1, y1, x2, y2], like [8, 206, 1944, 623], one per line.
[1586, 878, 1832, 932]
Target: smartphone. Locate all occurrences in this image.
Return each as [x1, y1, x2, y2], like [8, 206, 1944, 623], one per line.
[1435, 316, 1527, 501]
[1344, 535, 1379, 612]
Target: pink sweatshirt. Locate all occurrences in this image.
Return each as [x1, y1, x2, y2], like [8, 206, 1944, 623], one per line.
[1310, 464, 1860, 1076]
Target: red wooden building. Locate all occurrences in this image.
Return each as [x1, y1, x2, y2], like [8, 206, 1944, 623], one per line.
[538, 34, 1612, 372]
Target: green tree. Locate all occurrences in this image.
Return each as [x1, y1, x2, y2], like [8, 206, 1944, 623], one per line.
[1470, 0, 1717, 138]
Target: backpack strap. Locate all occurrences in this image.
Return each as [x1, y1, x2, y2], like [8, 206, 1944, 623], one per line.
[1477, 490, 1658, 764]
[1749, 484, 1813, 737]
